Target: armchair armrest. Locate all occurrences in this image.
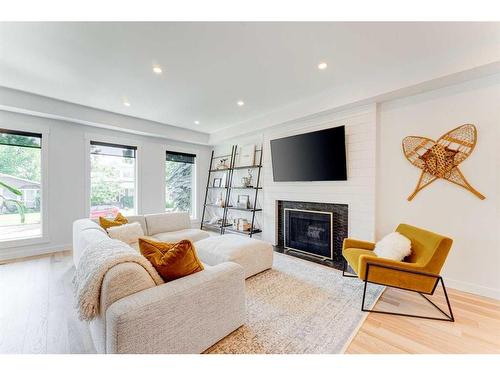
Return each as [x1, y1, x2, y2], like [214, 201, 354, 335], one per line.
[343, 238, 375, 251]
[359, 255, 439, 280]
[358, 255, 433, 280]
[105, 262, 246, 354]
[358, 255, 438, 294]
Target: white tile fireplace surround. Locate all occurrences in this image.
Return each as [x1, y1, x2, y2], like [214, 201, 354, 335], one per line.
[260, 104, 377, 245]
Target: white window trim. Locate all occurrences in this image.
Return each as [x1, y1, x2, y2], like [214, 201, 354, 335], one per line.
[85, 132, 142, 218]
[0, 123, 50, 249]
[164, 146, 198, 222]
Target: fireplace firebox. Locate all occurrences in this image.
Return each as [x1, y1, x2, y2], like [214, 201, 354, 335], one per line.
[277, 200, 348, 270]
[284, 208, 333, 259]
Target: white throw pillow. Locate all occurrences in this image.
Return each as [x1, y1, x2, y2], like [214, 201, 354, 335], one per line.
[107, 222, 144, 245]
[374, 232, 412, 261]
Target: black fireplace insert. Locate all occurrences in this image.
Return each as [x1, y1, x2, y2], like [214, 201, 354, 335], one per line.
[284, 208, 333, 259]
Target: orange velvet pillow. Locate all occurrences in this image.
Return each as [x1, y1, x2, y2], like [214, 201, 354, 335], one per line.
[139, 238, 204, 282]
[99, 212, 128, 230]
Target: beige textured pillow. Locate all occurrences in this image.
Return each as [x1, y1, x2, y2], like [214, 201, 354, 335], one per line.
[107, 222, 144, 245]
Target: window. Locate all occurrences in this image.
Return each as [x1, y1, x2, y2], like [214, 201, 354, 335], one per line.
[90, 141, 137, 219]
[0, 129, 42, 241]
[165, 151, 196, 216]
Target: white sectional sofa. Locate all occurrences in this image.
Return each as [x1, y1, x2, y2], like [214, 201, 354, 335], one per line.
[72, 212, 246, 354]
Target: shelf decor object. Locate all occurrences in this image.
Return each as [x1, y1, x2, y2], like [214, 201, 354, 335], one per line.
[402, 124, 485, 201]
[201, 144, 263, 237]
[237, 144, 255, 167]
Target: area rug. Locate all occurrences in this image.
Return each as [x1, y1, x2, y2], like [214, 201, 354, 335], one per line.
[205, 252, 383, 354]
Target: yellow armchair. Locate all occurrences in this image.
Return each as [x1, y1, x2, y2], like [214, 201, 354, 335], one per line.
[342, 223, 454, 321]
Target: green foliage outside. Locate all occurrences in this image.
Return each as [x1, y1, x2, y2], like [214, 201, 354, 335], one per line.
[0, 143, 41, 182]
[165, 161, 193, 214]
[0, 135, 41, 223]
[90, 156, 121, 206]
[90, 155, 135, 209]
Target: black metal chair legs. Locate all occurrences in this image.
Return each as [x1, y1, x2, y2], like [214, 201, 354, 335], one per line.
[343, 259, 455, 322]
[342, 258, 357, 278]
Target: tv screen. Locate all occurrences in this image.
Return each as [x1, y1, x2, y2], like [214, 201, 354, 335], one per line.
[270, 126, 347, 182]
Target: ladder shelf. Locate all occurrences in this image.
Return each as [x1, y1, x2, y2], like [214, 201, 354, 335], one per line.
[200, 145, 263, 237]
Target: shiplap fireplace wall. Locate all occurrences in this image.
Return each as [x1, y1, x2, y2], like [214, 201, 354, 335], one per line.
[261, 104, 377, 245]
[216, 103, 377, 245]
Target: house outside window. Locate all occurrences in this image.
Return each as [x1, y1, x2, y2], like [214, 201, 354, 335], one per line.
[0, 129, 42, 241]
[90, 141, 137, 219]
[165, 151, 196, 217]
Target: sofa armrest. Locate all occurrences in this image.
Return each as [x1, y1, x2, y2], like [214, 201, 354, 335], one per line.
[105, 262, 246, 354]
[100, 262, 157, 313]
[342, 238, 375, 251]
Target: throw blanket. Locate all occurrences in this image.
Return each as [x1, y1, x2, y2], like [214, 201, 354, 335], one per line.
[73, 238, 164, 321]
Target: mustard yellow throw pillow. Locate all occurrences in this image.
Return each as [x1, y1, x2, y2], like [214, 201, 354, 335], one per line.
[139, 238, 204, 282]
[99, 212, 128, 230]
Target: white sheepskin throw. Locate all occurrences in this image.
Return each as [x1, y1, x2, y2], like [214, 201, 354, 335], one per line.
[107, 222, 144, 245]
[374, 232, 412, 261]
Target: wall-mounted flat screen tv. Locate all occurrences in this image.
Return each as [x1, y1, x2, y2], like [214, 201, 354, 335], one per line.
[270, 125, 347, 182]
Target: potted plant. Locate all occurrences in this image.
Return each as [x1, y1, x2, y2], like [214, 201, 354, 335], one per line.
[0, 180, 26, 223]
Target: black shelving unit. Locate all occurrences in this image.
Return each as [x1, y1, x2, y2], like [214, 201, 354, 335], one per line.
[200, 145, 263, 237]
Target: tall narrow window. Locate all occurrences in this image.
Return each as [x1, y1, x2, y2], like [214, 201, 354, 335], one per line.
[0, 129, 42, 241]
[165, 151, 196, 216]
[90, 141, 137, 218]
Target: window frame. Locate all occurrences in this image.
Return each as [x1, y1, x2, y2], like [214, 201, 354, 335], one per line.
[85, 133, 141, 218]
[0, 124, 49, 249]
[164, 148, 197, 220]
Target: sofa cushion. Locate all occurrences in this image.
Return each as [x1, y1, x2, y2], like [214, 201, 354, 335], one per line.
[107, 222, 145, 245]
[145, 212, 191, 235]
[195, 234, 273, 278]
[152, 228, 210, 243]
[139, 238, 204, 282]
[124, 215, 148, 234]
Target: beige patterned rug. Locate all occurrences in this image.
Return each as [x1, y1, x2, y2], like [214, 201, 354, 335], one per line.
[206, 252, 383, 354]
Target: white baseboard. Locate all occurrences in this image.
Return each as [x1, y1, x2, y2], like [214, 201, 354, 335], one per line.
[0, 243, 72, 262]
[445, 277, 500, 300]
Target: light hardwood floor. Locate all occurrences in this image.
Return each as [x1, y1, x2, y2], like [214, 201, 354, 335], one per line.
[0, 252, 96, 353]
[1, 252, 499, 354]
[346, 284, 500, 353]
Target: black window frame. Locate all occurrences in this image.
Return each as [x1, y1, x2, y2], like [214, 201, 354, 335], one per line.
[0, 128, 42, 149]
[166, 150, 196, 164]
[90, 141, 137, 158]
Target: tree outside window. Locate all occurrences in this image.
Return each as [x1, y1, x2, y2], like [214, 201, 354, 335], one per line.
[165, 151, 195, 216]
[90, 142, 137, 218]
[0, 130, 42, 241]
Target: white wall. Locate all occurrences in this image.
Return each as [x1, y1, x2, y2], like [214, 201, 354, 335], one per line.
[262, 105, 377, 244]
[377, 74, 500, 299]
[0, 86, 210, 145]
[214, 104, 377, 245]
[0, 110, 211, 261]
[212, 74, 500, 300]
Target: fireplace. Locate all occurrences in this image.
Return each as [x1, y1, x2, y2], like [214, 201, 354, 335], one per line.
[277, 200, 348, 270]
[284, 209, 333, 259]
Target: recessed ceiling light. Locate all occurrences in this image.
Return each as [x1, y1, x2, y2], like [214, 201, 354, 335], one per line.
[237, 100, 245, 107]
[318, 62, 328, 70]
[152, 64, 162, 74]
[123, 97, 131, 107]
[194, 120, 200, 125]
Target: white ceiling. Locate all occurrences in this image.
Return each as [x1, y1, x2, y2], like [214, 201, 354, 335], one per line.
[1, 22, 499, 134]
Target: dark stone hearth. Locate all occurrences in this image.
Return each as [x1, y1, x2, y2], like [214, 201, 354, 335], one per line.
[276, 200, 348, 270]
